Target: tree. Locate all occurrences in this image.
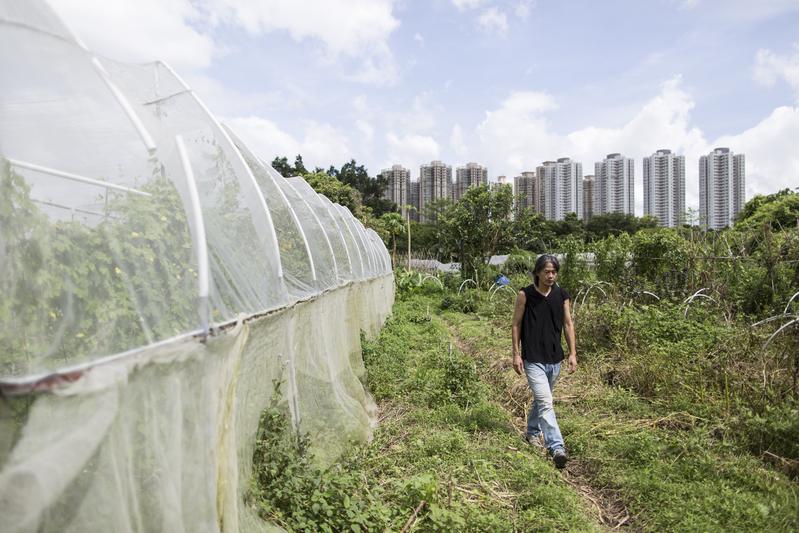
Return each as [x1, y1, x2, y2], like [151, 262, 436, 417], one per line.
[271, 156, 294, 178]
[334, 159, 394, 217]
[584, 212, 657, 241]
[552, 212, 585, 240]
[735, 189, 799, 232]
[303, 171, 362, 214]
[293, 155, 308, 176]
[271, 155, 308, 178]
[397, 222, 439, 257]
[513, 208, 555, 252]
[379, 212, 406, 268]
[437, 185, 515, 280]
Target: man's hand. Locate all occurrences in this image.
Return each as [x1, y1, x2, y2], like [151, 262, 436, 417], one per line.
[567, 353, 578, 373]
[512, 354, 524, 375]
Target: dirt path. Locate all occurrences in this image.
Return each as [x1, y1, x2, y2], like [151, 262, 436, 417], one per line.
[443, 318, 635, 531]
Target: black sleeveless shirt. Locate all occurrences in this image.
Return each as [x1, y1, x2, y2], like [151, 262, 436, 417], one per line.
[520, 284, 571, 364]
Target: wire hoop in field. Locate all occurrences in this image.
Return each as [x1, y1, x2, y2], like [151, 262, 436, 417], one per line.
[458, 279, 476, 293]
[752, 291, 799, 348]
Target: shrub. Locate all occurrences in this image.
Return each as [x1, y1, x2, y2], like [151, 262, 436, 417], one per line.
[249, 391, 393, 532]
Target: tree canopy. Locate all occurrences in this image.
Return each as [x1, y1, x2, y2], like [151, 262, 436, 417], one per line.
[585, 212, 658, 241]
[735, 188, 799, 232]
[437, 185, 515, 280]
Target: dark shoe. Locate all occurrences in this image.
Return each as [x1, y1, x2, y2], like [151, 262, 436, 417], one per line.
[552, 448, 568, 469]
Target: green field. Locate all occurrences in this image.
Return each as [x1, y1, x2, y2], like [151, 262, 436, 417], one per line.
[249, 283, 798, 532]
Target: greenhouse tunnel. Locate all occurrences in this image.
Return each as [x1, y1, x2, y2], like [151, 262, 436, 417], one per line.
[0, 1, 394, 531]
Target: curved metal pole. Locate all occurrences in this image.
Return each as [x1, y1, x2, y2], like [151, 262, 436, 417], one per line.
[334, 204, 367, 277]
[282, 177, 339, 281]
[290, 179, 354, 279]
[159, 61, 284, 279]
[368, 229, 390, 273]
[343, 209, 376, 276]
[323, 197, 364, 277]
[223, 125, 317, 282]
[175, 135, 210, 336]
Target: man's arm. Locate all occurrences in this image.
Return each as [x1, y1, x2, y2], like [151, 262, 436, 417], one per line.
[511, 291, 526, 375]
[563, 298, 577, 372]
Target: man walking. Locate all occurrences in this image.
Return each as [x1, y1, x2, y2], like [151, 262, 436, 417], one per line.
[511, 254, 577, 468]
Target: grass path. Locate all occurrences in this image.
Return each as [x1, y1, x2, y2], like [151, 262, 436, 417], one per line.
[439, 296, 798, 532]
[441, 316, 632, 530]
[358, 295, 604, 531]
[251, 291, 797, 531]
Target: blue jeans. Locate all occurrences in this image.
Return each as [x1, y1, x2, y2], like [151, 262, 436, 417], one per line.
[524, 361, 565, 453]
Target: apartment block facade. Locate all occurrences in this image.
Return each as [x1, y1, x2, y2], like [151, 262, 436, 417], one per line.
[594, 153, 634, 216]
[699, 148, 745, 230]
[513, 171, 539, 213]
[408, 180, 420, 222]
[539, 158, 583, 221]
[419, 160, 452, 223]
[582, 175, 595, 222]
[454, 162, 488, 200]
[643, 149, 685, 227]
[379, 164, 411, 219]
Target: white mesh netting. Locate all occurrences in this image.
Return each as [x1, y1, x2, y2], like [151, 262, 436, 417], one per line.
[0, 2, 394, 531]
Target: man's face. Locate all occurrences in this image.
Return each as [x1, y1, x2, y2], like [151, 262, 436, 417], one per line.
[539, 264, 558, 287]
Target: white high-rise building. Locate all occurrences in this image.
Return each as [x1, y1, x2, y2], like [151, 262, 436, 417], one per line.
[379, 164, 411, 219]
[643, 149, 685, 227]
[454, 162, 488, 200]
[699, 148, 745, 230]
[594, 153, 634, 216]
[538, 158, 583, 221]
[419, 160, 452, 223]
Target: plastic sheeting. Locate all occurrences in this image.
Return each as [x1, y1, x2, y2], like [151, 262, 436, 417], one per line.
[0, 1, 394, 531]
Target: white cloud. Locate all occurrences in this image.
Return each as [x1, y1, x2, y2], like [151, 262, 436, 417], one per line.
[450, 124, 468, 157]
[50, 0, 402, 83]
[451, 0, 486, 11]
[208, 0, 401, 83]
[183, 73, 304, 117]
[414, 32, 424, 46]
[477, 90, 561, 169]
[475, 77, 799, 214]
[343, 43, 400, 85]
[389, 92, 439, 133]
[225, 116, 352, 169]
[207, 0, 399, 56]
[754, 43, 799, 98]
[514, 0, 535, 20]
[301, 121, 352, 166]
[356, 119, 375, 144]
[477, 7, 509, 35]
[676, 0, 700, 10]
[386, 132, 439, 170]
[715, 106, 799, 199]
[49, 0, 216, 70]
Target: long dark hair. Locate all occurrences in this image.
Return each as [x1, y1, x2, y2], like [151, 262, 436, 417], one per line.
[533, 254, 560, 287]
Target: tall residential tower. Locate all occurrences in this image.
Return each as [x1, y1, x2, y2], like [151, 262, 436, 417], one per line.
[643, 149, 685, 227]
[539, 158, 583, 221]
[419, 160, 452, 223]
[594, 153, 634, 216]
[379, 164, 411, 219]
[699, 148, 745, 229]
[454, 162, 488, 200]
[514, 171, 539, 212]
[582, 175, 595, 222]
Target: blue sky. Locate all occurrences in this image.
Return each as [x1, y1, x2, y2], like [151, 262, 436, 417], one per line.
[51, 0, 799, 214]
